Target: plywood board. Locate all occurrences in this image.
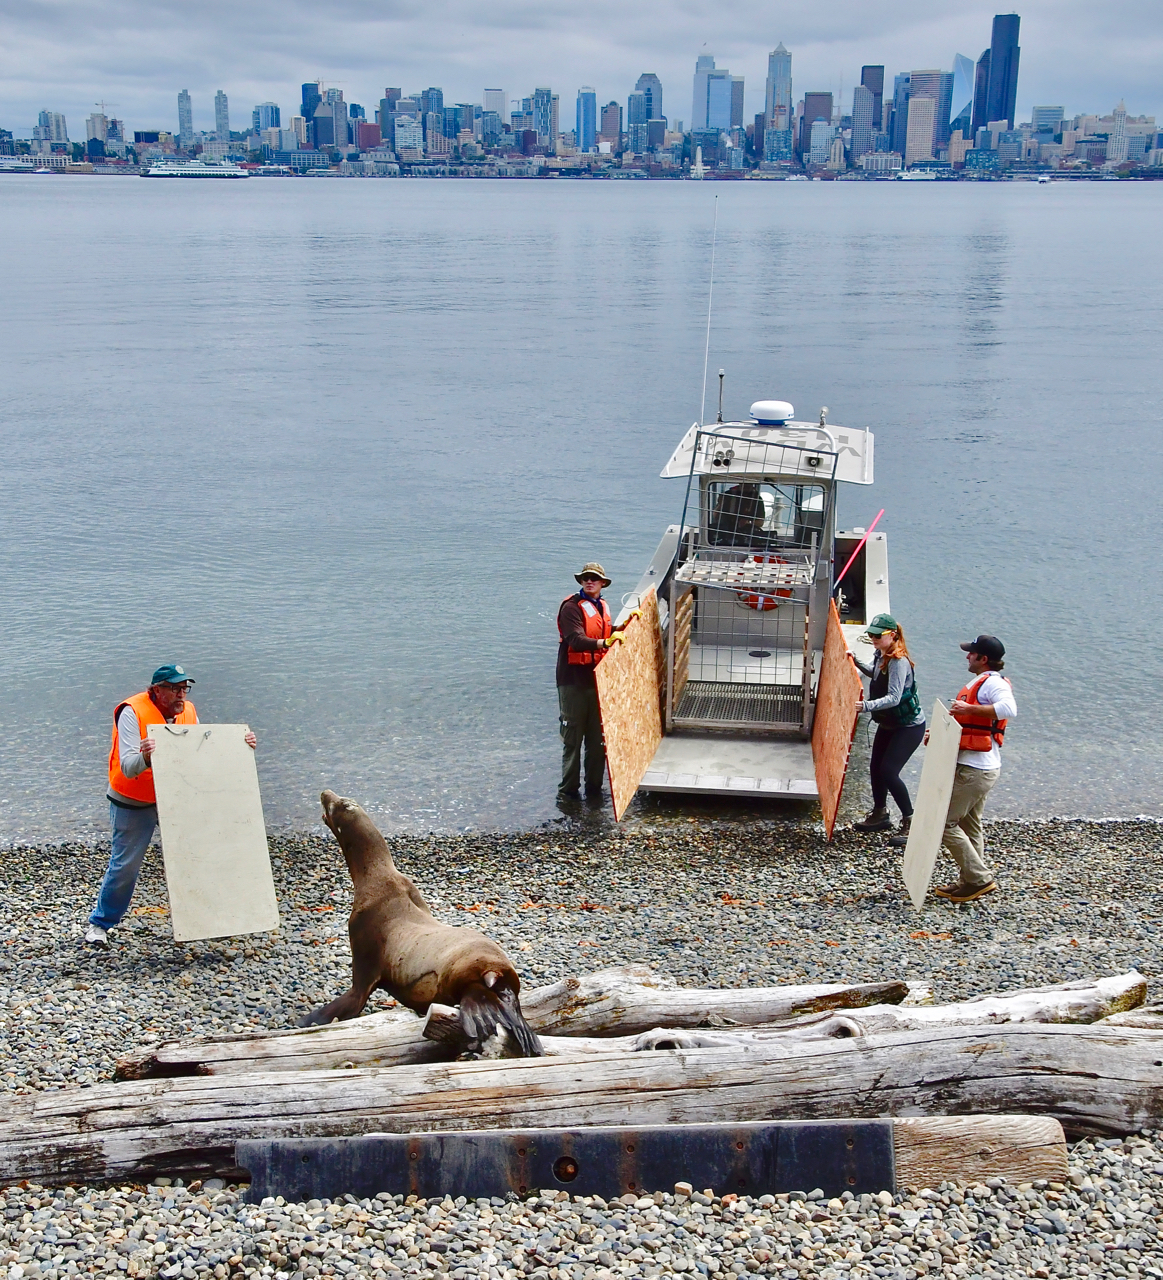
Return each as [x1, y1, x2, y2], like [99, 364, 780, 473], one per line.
[595, 587, 665, 821]
[811, 599, 863, 840]
[149, 723, 280, 943]
[902, 700, 961, 909]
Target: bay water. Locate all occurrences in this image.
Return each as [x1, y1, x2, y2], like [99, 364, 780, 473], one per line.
[1, 176, 1159, 840]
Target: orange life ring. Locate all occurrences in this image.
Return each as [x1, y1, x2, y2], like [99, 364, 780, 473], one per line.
[737, 556, 792, 610]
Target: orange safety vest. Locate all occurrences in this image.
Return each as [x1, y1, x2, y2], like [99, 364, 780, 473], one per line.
[952, 673, 1010, 752]
[107, 690, 198, 804]
[558, 594, 613, 666]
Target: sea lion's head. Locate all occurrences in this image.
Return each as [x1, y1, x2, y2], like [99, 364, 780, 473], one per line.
[320, 789, 367, 841]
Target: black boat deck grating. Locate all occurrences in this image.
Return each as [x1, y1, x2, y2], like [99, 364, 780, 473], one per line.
[674, 680, 803, 725]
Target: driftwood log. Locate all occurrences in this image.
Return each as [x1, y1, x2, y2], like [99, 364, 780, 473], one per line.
[12, 1023, 1163, 1185]
[115, 968, 908, 1080]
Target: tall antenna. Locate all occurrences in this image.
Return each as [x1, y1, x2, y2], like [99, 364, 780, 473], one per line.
[698, 196, 719, 426]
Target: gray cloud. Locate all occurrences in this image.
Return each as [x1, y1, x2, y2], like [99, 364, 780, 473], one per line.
[3, 0, 1160, 138]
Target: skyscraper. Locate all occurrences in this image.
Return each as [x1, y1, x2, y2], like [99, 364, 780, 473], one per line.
[904, 96, 936, 165]
[971, 52, 990, 135]
[599, 101, 622, 145]
[950, 55, 974, 139]
[1107, 101, 1129, 164]
[177, 90, 193, 147]
[635, 74, 663, 121]
[532, 87, 553, 143]
[252, 102, 280, 132]
[483, 89, 506, 117]
[891, 74, 911, 155]
[627, 91, 649, 126]
[977, 14, 1020, 131]
[36, 110, 68, 143]
[851, 84, 875, 159]
[576, 87, 597, 151]
[302, 82, 323, 132]
[765, 44, 792, 129]
[800, 91, 832, 158]
[1030, 105, 1063, 134]
[860, 66, 884, 131]
[214, 91, 229, 140]
[692, 56, 730, 130]
[906, 70, 954, 152]
[809, 118, 834, 165]
[730, 77, 745, 128]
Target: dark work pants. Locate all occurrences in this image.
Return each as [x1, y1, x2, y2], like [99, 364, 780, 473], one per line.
[869, 722, 926, 817]
[558, 683, 605, 795]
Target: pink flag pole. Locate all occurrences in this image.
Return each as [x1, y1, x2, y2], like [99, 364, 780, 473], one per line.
[833, 509, 885, 590]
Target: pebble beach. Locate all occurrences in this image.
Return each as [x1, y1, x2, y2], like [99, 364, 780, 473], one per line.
[0, 815, 1160, 1277]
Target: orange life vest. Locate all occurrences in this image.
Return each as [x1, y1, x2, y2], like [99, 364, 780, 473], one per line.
[952, 673, 1009, 752]
[107, 690, 198, 804]
[559, 594, 613, 666]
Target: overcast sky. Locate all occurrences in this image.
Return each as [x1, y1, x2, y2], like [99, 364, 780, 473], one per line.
[3, 1, 1160, 137]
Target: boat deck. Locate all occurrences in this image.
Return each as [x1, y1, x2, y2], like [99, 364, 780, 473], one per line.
[640, 734, 818, 798]
[673, 680, 803, 726]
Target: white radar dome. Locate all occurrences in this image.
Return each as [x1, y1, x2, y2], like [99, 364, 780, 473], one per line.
[750, 400, 794, 425]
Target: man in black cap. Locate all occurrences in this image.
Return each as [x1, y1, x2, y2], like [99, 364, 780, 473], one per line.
[932, 635, 1017, 903]
[555, 563, 630, 802]
[85, 664, 257, 946]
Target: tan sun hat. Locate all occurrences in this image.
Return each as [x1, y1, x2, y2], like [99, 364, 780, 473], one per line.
[574, 562, 611, 586]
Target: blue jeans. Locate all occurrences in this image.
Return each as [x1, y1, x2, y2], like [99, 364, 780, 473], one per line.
[90, 801, 158, 929]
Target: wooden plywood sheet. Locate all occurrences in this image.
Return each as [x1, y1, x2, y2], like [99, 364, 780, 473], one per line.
[595, 587, 665, 821]
[811, 599, 863, 840]
[902, 700, 962, 909]
[149, 723, 280, 943]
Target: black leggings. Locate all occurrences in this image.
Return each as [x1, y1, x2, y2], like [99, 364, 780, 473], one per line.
[869, 722, 926, 817]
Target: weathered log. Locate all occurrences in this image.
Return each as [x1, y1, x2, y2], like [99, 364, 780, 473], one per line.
[11, 1023, 1162, 1185]
[1104, 1003, 1163, 1030]
[115, 967, 907, 1080]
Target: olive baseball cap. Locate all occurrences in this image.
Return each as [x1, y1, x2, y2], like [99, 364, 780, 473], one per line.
[961, 635, 1005, 661]
[150, 663, 195, 686]
[866, 613, 898, 636]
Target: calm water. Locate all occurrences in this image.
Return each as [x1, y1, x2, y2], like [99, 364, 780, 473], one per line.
[1, 176, 1160, 841]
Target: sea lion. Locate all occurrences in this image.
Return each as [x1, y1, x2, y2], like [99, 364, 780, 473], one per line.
[298, 790, 543, 1057]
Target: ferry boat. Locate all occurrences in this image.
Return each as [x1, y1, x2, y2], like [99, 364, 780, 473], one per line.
[623, 398, 887, 801]
[142, 160, 250, 179]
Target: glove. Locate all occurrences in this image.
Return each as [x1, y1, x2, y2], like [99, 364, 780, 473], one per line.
[605, 633, 625, 648]
[627, 607, 642, 621]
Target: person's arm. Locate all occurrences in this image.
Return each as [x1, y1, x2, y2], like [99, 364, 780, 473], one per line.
[117, 705, 151, 777]
[558, 599, 608, 653]
[852, 656, 875, 679]
[862, 657, 909, 712]
[950, 674, 1016, 721]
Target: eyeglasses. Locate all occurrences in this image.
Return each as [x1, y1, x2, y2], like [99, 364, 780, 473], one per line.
[160, 683, 190, 693]
[580, 576, 603, 584]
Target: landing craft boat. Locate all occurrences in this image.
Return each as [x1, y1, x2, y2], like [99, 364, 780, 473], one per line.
[623, 398, 887, 802]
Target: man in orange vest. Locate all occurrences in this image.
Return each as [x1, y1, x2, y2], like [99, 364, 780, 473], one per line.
[931, 635, 1017, 904]
[555, 563, 627, 803]
[85, 664, 257, 946]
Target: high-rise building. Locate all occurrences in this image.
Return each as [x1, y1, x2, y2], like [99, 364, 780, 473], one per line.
[302, 82, 323, 136]
[971, 52, 990, 135]
[976, 14, 1020, 131]
[904, 96, 936, 165]
[635, 74, 663, 121]
[420, 88, 444, 118]
[950, 55, 974, 139]
[730, 77, 744, 128]
[906, 70, 953, 152]
[860, 66, 884, 131]
[692, 55, 715, 130]
[808, 118, 834, 165]
[483, 89, 506, 117]
[532, 87, 553, 143]
[599, 101, 622, 145]
[692, 56, 732, 131]
[252, 102, 280, 132]
[766, 45, 792, 129]
[851, 84, 875, 159]
[890, 74, 911, 155]
[214, 91, 229, 140]
[1107, 101, 1129, 164]
[35, 110, 68, 143]
[379, 91, 401, 140]
[800, 91, 832, 158]
[1031, 105, 1064, 134]
[627, 91, 649, 126]
[575, 87, 597, 151]
[177, 90, 193, 147]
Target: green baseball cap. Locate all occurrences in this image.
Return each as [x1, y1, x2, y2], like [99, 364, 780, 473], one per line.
[150, 663, 195, 686]
[866, 614, 898, 636]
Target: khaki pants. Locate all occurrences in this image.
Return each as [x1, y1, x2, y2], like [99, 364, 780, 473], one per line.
[941, 765, 1000, 886]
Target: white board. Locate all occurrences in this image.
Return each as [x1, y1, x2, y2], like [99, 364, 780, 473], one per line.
[149, 723, 280, 943]
[902, 700, 962, 910]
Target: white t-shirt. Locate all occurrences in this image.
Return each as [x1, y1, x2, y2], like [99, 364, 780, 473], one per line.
[956, 672, 1017, 771]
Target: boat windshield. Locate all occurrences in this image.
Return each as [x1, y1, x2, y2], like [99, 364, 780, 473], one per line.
[705, 481, 826, 551]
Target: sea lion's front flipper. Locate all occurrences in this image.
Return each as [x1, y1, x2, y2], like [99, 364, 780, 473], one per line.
[459, 981, 544, 1058]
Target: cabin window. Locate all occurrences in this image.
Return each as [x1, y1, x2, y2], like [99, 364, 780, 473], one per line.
[705, 482, 826, 550]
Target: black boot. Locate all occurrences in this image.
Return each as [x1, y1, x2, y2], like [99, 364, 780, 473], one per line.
[888, 815, 912, 847]
[853, 807, 892, 832]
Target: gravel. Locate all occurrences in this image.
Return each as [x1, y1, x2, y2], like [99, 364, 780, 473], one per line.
[0, 815, 1160, 1275]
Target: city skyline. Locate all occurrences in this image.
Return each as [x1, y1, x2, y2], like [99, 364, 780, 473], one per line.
[2, 0, 1161, 137]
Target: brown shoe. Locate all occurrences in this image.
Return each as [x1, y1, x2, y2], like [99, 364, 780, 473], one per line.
[888, 816, 912, 848]
[854, 807, 893, 832]
[932, 880, 997, 903]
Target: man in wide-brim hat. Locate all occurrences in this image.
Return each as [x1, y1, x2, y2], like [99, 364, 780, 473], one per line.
[555, 562, 624, 802]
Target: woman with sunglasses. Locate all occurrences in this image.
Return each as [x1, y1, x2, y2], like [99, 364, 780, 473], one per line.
[852, 613, 925, 846]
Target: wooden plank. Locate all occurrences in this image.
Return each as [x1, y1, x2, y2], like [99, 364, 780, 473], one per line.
[595, 587, 665, 820]
[149, 724, 279, 943]
[4, 1023, 1158, 1185]
[811, 600, 862, 839]
[902, 700, 962, 909]
[672, 589, 693, 706]
[893, 1116, 1066, 1189]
